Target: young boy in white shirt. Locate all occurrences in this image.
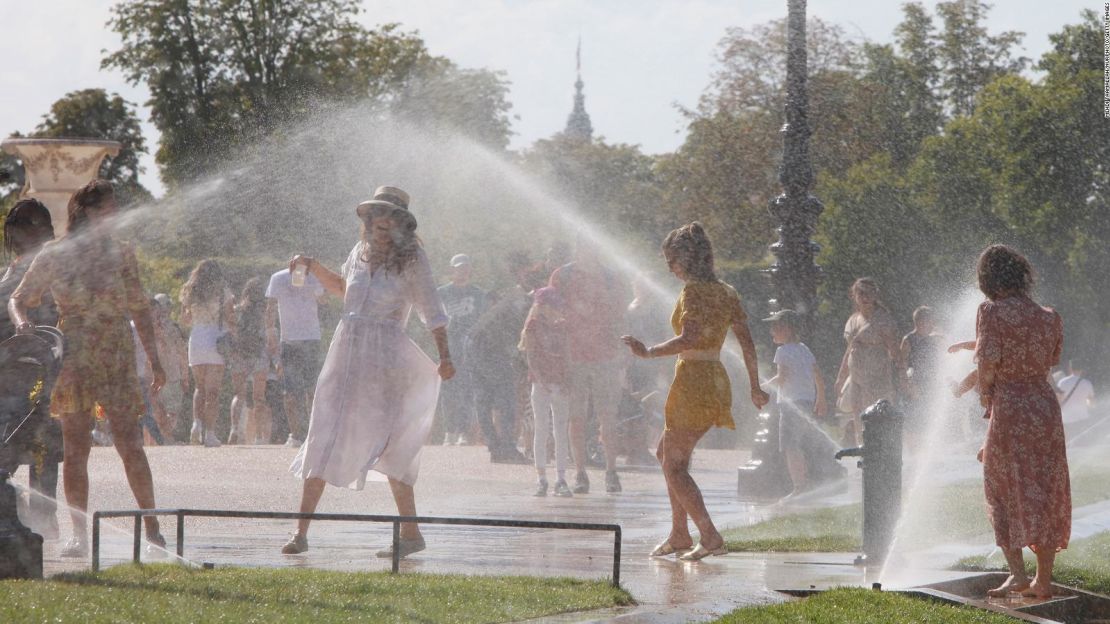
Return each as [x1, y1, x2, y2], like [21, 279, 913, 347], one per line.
[763, 310, 827, 497]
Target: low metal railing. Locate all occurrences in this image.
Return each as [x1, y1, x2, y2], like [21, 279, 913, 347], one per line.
[91, 509, 622, 586]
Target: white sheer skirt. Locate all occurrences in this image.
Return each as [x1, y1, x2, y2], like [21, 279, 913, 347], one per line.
[290, 315, 440, 488]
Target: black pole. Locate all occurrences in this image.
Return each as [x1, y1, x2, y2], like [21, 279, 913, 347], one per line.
[767, 0, 824, 334]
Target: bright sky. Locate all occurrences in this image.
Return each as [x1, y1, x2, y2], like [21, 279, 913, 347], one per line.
[1, 0, 1097, 197]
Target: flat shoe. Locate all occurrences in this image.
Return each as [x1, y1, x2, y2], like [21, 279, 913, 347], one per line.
[678, 542, 728, 561]
[650, 540, 693, 557]
[280, 533, 308, 555]
[59, 537, 88, 559]
[375, 536, 426, 559]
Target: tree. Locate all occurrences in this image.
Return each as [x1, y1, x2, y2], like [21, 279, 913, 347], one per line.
[103, 0, 513, 187]
[520, 134, 664, 249]
[660, 17, 866, 267]
[34, 89, 150, 205]
[934, 0, 1026, 116]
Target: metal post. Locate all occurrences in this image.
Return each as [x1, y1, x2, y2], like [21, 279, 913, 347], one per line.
[391, 520, 400, 574]
[767, 0, 823, 329]
[133, 515, 142, 564]
[176, 511, 185, 559]
[612, 527, 621, 587]
[91, 513, 101, 572]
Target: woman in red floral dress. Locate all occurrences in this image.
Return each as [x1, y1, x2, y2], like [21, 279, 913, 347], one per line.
[975, 244, 1068, 599]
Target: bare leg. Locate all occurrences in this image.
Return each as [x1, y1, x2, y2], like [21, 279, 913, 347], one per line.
[229, 370, 246, 444]
[987, 546, 1031, 596]
[204, 365, 225, 431]
[597, 406, 620, 472]
[249, 371, 270, 444]
[106, 410, 161, 538]
[1023, 547, 1056, 598]
[784, 448, 808, 494]
[191, 366, 206, 440]
[658, 438, 693, 548]
[660, 428, 722, 548]
[388, 477, 422, 540]
[60, 413, 93, 539]
[294, 477, 326, 536]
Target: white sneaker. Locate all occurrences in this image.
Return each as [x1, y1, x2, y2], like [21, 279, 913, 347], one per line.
[190, 420, 204, 445]
[284, 435, 303, 448]
[204, 431, 222, 448]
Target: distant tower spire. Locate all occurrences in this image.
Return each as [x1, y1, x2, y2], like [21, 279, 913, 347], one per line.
[564, 36, 593, 141]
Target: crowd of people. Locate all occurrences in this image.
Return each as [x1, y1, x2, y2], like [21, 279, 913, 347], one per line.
[0, 178, 1097, 595]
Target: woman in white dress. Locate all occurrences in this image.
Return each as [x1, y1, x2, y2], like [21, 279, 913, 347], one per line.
[282, 186, 454, 558]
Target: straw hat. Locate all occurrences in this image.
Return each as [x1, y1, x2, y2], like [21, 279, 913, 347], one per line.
[356, 186, 416, 230]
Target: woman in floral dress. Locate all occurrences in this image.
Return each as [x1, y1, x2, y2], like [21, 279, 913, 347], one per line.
[9, 180, 166, 557]
[622, 222, 768, 561]
[974, 244, 1068, 599]
[834, 278, 904, 445]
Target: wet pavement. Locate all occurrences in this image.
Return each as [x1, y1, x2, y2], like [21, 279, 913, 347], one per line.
[16, 443, 972, 622]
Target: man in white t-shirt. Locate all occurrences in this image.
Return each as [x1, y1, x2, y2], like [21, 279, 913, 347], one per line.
[266, 266, 326, 446]
[1057, 359, 1094, 438]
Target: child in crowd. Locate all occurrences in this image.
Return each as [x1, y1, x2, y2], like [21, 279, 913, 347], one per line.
[900, 306, 945, 445]
[1057, 359, 1094, 440]
[519, 287, 573, 497]
[762, 310, 826, 498]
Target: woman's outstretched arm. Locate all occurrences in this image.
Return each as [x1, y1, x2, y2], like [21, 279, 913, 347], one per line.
[293, 255, 344, 298]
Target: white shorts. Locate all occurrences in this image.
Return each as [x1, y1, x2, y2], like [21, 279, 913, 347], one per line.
[189, 324, 227, 367]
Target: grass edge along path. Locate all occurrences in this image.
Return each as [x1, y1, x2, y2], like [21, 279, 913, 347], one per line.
[0, 564, 634, 624]
[710, 587, 1018, 624]
[722, 466, 1110, 553]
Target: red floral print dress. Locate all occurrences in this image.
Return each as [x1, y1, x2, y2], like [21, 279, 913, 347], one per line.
[976, 295, 1069, 552]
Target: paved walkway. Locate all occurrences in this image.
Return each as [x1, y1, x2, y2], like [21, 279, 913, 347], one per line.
[16, 444, 970, 622]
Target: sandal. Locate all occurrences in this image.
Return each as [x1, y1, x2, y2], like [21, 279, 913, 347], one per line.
[146, 532, 169, 558]
[650, 540, 694, 557]
[678, 542, 728, 561]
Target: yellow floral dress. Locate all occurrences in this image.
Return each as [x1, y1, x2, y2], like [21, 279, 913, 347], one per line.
[664, 280, 747, 431]
[12, 236, 147, 420]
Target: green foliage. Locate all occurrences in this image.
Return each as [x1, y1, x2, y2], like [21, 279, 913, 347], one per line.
[713, 588, 1019, 624]
[0, 564, 633, 623]
[519, 134, 666, 248]
[103, 0, 513, 188]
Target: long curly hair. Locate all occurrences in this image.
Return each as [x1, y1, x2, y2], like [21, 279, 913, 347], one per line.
[662, 222, 716, 281]
[181, 259, 226, 310]
[235, 276, 268, 355]
[67, 179, 114, 236]
[358, 211, 421, 274]
[977, 244, 1034, 300]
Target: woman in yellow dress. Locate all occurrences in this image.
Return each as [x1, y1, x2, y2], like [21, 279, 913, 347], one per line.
[623, 222, 768, 560]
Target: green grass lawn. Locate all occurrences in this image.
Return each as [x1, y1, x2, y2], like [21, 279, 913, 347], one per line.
[722, 505, 861, 552]
[954, 530, 1110, 596]
[0, 564, 634, 624]
[723, 466, 1110, 553]
[711, 588, 1016, 623]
